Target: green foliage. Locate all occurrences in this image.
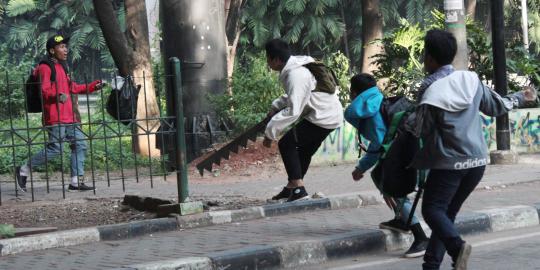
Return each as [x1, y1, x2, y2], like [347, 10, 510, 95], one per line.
[0, 42, 35, 120]
[373, 9, 540, 98]
[5, 0, 35, 17]
[372, 19, 426, 98]
[1, 0, 114, 79]
[324, 51, 350, 104]
[0, 224, 15, 238]
[242, 0, 345, 54]
[211, 52, 282, 132]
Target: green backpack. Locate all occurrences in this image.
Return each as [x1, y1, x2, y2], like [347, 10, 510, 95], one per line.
[304, 61, 338, 94]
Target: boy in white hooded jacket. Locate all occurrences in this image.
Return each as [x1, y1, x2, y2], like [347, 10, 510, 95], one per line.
[263, 39, 343, 202]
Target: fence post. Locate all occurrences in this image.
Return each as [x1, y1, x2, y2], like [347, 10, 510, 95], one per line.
[170, 57, 189, 203]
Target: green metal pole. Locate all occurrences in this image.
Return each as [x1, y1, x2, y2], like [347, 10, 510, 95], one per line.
[170, 57, 189, 203]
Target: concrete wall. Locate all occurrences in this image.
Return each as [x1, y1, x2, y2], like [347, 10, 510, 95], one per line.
[312, 108, 540, 165]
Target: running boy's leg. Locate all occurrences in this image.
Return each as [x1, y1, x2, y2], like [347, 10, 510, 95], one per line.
[67, 124, 87, 178]
[17, 125, 65, 191]
[277, 120, 333, 201]
[296, 121, 333, 178]
[421, 167, 485, 269]
[26, 125, 66, 171]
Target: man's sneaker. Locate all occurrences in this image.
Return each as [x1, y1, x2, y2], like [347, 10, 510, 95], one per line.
[403, 239, 429, 258]
[15, 166, 27, 193]
[287, 186, 309, 202]
[454, 242, 472, 270]
[272, 187, 292, 200]
[379, 218, 411, 234]
[68, 183, 95, 191]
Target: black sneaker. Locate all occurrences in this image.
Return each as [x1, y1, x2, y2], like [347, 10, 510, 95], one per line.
[15, 166, 27, 193]
[287, 186, 309, 202]
[272, 187, 292, 200]
[454, 242, 472, 270]
[404, 239, 429, 258]
[379, 218, 411, 234]
[68, 183, 95, 191]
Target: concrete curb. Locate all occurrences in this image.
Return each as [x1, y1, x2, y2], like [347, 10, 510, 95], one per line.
[116, 202, 540, 270]
[0, 193, 367, 257]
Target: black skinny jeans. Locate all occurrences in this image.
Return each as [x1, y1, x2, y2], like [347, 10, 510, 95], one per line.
[278, 120, 333, 181]
[422, 166, 486, 270]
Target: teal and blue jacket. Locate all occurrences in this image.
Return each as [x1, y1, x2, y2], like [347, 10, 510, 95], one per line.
[344, 86, 387, 172]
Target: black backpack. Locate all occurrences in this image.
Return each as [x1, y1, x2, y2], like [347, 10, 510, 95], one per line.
[25, 60, 57, 113]
[370, 96, 421, 198]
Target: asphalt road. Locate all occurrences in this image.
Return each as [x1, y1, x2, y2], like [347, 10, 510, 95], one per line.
[298, 226, 540, 270]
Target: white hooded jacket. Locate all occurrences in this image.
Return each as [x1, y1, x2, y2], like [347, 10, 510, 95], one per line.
[265, 56, 344, 140]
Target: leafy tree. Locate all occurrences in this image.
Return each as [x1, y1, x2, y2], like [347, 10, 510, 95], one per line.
[241, 0, 346, 56]
[2, 0, 112, 79]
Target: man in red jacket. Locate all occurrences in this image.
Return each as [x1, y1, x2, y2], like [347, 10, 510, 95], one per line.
[16, 34, 104, 192]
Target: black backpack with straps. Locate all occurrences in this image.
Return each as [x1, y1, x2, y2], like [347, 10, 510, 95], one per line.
[25, 60, 57, 113]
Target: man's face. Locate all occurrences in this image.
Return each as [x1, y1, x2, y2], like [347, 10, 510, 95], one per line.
[49, 43, 68, 61]
[266, 55, 283, 71]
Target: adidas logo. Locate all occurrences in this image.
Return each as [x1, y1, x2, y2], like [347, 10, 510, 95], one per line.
[453, 158, 487, 170]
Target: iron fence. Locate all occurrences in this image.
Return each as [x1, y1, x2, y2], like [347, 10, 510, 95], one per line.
[0, 58, 188, 205]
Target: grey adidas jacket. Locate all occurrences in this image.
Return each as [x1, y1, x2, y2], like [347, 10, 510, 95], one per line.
[410, 68, 525, 170]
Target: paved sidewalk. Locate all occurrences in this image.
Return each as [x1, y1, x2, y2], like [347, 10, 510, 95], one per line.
[2, 154, 539, 205]
[2, 178, 540, 270]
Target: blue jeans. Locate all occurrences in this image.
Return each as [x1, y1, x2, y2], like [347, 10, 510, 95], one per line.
[394, 197, 420, 225]
[422, 166, 485, 270]
[28, 124, 87, 177]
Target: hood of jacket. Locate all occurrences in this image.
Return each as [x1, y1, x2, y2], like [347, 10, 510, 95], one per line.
[420, 71, 479, 112]
[346, 86, 384, 120]
[280, 55, 316, 80]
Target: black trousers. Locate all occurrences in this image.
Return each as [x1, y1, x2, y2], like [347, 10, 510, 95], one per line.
[278, 120, 333, 181]
[422, 166, 486, 270]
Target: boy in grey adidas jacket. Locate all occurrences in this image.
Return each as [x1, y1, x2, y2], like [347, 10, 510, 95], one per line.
[412, 30, 537, 270]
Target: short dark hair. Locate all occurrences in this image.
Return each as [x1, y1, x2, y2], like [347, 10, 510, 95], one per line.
[424, 29, 457, 65]
[350, 73, 377, 94]
[265, 39, 291, 62]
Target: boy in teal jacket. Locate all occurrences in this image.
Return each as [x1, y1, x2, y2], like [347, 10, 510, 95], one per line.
[345, 73, 429, 258]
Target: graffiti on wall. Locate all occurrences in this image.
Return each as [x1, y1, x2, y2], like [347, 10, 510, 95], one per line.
[482, 109, 540, 152]
[313, 108, 540, 164]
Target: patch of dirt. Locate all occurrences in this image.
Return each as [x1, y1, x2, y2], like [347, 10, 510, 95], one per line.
[188, 137, 283, 181]
[0, 137, 281, 231]
[0, 198, 151, 231]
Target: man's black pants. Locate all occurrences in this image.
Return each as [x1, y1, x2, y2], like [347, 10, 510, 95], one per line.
[278, 120, 333, 181]
[422, 166, 486, 270]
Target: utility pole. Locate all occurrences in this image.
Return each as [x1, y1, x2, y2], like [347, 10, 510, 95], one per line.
[444, 0, 469, 70]
[521, 0, 530, 50]
[490, 0, 518, 164]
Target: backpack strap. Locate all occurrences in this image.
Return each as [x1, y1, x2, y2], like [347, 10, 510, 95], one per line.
[379, 111, 406, 158]
[38, 60, 57, 82]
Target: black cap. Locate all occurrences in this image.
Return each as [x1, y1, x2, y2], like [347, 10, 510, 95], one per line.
[46, 34, 70, 50]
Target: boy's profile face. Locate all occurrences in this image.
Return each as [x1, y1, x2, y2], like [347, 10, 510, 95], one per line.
[49, 43, 68, 61]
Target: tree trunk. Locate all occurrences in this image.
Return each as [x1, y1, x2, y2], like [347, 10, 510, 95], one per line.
[340, 1, 352, 74]
[466, 0, 477, 19]
[93, 0, 160, 157]
[225, 0, 244, 93]
[360, 0, 383, 73]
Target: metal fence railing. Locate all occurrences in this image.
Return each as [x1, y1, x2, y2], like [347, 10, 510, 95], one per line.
[0, 58, 188, 205]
